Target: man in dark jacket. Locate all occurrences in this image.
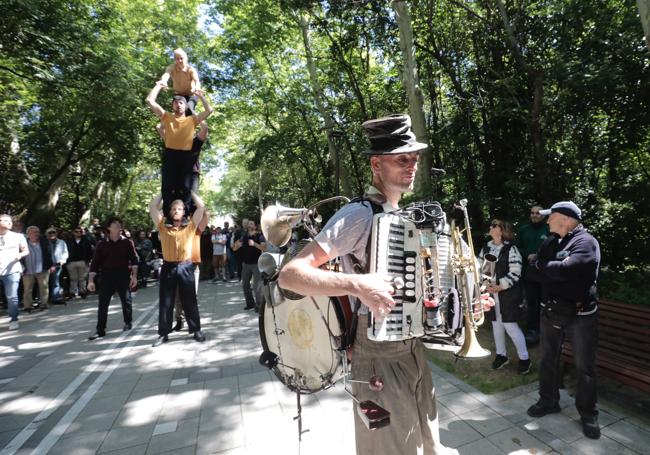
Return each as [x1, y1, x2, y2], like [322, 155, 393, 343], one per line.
[87, 217, 139, 340]
[525, 201, 601, 440]
[517, 205, 550, 344]
[22, 226, 53, 311]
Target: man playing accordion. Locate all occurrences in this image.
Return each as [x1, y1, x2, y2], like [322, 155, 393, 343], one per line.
[279, 114, 458, 455]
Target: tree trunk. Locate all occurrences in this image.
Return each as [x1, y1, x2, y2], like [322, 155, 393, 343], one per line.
[495, 0, 549, 202]
[639, 0, 650, 52]
[296, 13, 353, 197]
[393, 0, 432, 199]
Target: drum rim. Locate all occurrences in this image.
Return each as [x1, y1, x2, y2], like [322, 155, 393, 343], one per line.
[259, 294, 349, 393]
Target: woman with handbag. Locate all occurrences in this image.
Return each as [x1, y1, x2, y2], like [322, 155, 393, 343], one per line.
[480, 219, 531, 374]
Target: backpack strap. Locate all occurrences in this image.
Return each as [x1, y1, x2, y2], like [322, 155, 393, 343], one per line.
[344, 194, 385, 349]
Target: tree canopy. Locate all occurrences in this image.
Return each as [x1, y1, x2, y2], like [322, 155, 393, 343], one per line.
[1, 0, 648, 300]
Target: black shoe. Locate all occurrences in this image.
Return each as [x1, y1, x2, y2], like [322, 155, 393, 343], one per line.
[88, 331, 105, 341]
[193, 330, 206, 342]
[492, 355, 509, 370]
[172, 319, 183, 332]
[152, 335, 168, 347]
[244, 305, 254, 310]
[518, 359, 532, 375]
[527, 401, 561, 418]
[123, 323, 132, 331]
[582, 419, 600, 439]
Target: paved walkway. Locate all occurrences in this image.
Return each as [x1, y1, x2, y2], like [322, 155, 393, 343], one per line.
[0, 280, 648, 455]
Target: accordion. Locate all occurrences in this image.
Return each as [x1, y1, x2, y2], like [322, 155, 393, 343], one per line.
[367, 209, 453, 342]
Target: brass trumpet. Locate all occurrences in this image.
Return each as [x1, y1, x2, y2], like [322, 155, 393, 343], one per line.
[451, 199, 490, 359]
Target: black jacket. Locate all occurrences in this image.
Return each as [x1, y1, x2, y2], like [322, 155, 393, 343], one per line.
[67, 236, 93, 263]
[527, 225, 600, 314]
[484, 242, 523, 323]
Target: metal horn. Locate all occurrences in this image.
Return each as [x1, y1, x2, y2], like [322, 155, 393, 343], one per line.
[480, 253, 497, 286]
[261, 203, 307, 248]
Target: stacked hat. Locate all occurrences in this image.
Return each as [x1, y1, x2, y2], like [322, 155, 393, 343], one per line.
[362, 114, 428, 155]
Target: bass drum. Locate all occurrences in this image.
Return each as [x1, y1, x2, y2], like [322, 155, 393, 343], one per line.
[260, 280, 351, 393]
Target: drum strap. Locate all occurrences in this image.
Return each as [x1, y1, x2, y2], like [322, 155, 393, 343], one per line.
[344, 195, 385, 349]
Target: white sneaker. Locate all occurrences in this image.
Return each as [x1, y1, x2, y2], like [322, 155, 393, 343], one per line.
[9, 321, 19, 330]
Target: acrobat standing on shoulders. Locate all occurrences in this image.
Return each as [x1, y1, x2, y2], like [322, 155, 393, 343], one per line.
[146, 81, 213, 220]
[157, 48, 201, 114]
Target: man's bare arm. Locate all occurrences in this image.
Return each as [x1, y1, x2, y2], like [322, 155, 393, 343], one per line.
[194, 90, 213, 123]
[191, 191, 205, 228]
[149, 194, 163, 226]
[197, 211, 209, 231]
[278, 241, 396, 316]
[146, 83, 166, 118]
[196, 121, 208, 141]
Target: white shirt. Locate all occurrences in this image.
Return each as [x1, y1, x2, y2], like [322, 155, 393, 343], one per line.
[212, 233, 226, 256]
[0, 231, 27, 275]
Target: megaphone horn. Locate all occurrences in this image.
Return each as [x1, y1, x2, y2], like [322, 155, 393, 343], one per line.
[261, 203, 306, 248]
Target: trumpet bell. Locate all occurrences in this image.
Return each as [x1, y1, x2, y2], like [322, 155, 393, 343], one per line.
[261, 203, 305, 247]
[454, 314, 490, 359]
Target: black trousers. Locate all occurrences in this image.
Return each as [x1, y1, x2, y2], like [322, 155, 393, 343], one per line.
[538, 311, 598, 422]
[524, 274, 543, 331]
[161, 149, 195, 218]
[96, 269, 132, 333]
[159, 262, 201, 336]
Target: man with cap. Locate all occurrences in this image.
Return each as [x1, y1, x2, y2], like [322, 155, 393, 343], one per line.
[279, 114, 457, 455]
[146, 81, 213, 218]
[525, 201, 601, 439]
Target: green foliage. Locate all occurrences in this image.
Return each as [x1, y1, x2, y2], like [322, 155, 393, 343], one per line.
[1, 0, 647, 300]
[599, 268, 650, 306]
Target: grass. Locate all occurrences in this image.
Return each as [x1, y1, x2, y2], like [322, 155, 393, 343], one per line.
[424, 322, 540, 394]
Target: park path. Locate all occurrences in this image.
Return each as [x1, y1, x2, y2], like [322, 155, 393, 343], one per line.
[0, 280, 648, 454]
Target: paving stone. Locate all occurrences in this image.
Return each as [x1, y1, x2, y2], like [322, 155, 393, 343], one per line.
[525, 411, 584, 443]
[458, 406, 514, 437]
[438, 391, 484, 415]
[570, 433, 639, 455]
[456, 438, 506, 455]
[98, 424, 156, 453]
[601, 419, 650, 454]
[170, 378, 188, 387]
[436, 379, 461, 396]
[147, 418, 198, 454]
[196, 421, 245, 454]
[78, 394, 130, 418]
[49, 430, 108, 455]
[487, 426, 552, 454]
[439, 416, 484, 448]
[101, 443, 148, 455]
[61, 410, 120, 440]
[0, 428, 20, 448]
[152, 421, 177, 436]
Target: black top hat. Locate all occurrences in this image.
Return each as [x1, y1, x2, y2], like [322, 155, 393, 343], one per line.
[362, 114, 428, 155]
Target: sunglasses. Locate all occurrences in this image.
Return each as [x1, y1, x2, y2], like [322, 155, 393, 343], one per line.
[490, 223, 502, 229]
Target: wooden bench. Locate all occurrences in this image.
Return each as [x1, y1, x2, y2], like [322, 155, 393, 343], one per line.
[561, 299, 650, 393]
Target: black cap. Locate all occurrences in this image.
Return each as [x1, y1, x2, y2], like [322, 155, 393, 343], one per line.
[362, 114, 428, 155]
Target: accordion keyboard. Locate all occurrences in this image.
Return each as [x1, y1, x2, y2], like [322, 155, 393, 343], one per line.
[368, 213, 425, 341]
